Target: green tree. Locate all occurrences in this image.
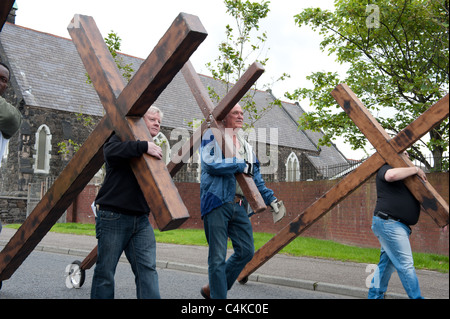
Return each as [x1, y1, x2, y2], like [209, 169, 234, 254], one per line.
[286, 0, 448, 170]
[207, 0, 289, 129]
[103, 31, 134, 83]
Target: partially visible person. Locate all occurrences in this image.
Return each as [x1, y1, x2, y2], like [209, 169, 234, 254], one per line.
[91, 106, 163, 299]
[0, 62, 21, 161]
[368, 151, 427, 299]
[0, 62, 22, 233]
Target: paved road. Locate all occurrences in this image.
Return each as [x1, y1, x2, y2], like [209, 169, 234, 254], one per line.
[1, 228, 448, 300]
[0, 249, 352, 300]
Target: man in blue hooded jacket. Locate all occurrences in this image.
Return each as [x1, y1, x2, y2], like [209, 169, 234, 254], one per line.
[200, 104, 284, 299]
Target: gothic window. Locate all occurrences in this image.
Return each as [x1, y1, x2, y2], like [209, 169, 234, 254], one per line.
[154, 132, 170, 164]
[285, 152, 300, 181]
[33, 125, 52, 174]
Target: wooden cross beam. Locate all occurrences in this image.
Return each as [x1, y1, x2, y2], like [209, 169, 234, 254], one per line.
[0, 0, 14, 31]
[237, 85, 449, 282]
[0, 13, 207, 282]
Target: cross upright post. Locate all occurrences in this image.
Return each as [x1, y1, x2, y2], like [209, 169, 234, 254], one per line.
[238, 86, 449, 282]
[0, 13, 207, 283]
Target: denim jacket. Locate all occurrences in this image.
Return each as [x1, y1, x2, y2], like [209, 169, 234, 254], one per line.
[200, 129, 276, 218]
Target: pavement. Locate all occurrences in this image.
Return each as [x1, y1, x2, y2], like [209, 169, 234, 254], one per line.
[0, 227, 448, 299]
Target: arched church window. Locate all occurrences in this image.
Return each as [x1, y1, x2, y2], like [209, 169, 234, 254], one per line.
[285, 152, 300, 181]
[33, 125, 52, 174]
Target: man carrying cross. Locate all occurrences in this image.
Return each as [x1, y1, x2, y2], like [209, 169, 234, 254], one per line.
[368, 150, 427, 299]
[200, 103, 285, 299]
[91, 106, 164, 299]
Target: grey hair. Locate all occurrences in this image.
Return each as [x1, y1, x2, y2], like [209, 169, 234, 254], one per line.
[147, 106, 163, 120]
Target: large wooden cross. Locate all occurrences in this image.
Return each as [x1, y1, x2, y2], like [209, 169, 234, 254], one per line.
[78, 60, 270, 272]
[238, 85, 449, 282]
[0, 13, 207, 283]
[180, 60, 268, 213]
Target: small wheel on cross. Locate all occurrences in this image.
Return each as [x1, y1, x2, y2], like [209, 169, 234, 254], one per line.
[65, 260, 85, 289]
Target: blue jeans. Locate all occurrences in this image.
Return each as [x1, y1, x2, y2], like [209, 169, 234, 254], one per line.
[203, 202, 254, 299]
[368, 216, 423, 299]
[91, 210, 160, 299]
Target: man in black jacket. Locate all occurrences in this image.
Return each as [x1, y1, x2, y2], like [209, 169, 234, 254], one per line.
[91, 106, 163, 299]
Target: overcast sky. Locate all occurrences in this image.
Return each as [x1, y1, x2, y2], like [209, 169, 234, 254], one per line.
[13, 0, 369, 159]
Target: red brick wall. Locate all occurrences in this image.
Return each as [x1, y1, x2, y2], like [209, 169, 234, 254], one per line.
[66, 184, 98, 224]
[71, 173, 449, 255]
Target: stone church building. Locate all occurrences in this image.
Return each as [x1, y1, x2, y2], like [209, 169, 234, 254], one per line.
[0, 10, 351, 201]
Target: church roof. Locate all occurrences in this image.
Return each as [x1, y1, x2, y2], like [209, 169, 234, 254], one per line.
[0, 22, 349, 168]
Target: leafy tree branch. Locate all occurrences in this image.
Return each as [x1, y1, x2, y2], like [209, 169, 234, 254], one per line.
[286, 0, 448, 169]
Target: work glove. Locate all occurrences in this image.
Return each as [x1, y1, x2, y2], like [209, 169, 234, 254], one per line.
[243, 160, 254, 176]
[270, 199, 286, 223]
